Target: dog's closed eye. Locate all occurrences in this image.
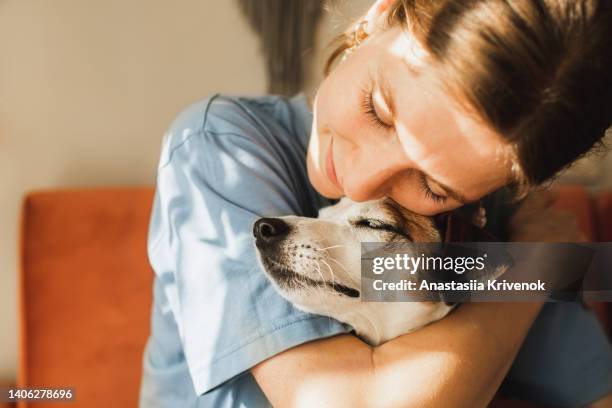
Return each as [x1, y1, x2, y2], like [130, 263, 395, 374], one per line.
[351, 218, 412, 241]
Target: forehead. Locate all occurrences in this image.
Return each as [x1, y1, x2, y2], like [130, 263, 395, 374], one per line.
[375, 27, 513, 201]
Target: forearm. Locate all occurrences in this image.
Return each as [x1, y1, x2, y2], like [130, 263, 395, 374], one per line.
[368, 302, 543, 407]
[253, 302, 542, 407]
[252, 333, 374, 407]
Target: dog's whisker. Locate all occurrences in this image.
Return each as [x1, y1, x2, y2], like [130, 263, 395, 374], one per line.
[325, 256, 348, 274]
[315, 244, 345, 252]
[314, 263, 326, 289]
[316, 261, 342, 325]
[326, 256, 360, 287]
[315, 248, 355, 295]
[319, 259, 336, 290]
[320, 259, 332, 273]
[316, 259, 336, 292]
[314, 263, 334, 317]
[316, 262, 334, 298]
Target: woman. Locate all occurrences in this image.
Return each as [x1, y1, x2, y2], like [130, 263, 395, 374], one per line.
[139, 0, 612, 406]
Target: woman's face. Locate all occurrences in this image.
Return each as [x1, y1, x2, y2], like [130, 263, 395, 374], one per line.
[307, 25, 513, 216]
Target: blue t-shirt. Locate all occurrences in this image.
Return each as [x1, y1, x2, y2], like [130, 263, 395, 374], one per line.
[140, 94, 611, 407]
[139, 94, 353, 407]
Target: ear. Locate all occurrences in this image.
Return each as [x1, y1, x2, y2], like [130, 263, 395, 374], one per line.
[443, 207, 500, 242]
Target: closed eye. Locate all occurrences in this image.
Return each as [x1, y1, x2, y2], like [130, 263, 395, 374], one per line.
[352, 218, 412, 240]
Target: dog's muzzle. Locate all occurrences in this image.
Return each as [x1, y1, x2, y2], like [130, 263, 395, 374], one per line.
[253, 217, 290, 249]
[253, 217, 360, 298]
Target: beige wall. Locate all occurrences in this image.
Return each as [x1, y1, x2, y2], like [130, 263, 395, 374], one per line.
[0, 0, 370, 382]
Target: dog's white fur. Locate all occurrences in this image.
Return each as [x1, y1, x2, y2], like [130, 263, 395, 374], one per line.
[254, 198, 487, 345]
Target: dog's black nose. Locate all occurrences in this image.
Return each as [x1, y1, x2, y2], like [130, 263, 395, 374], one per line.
[253, 218, 290, 242]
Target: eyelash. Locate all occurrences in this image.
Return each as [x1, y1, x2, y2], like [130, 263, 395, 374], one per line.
[419, 175, 448, 204]
[360, 86, 392, 130]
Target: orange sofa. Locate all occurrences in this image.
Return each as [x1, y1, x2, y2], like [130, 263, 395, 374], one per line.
[15, 186, 611, 407]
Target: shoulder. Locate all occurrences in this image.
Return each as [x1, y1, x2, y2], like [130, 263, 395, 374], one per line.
[158, 94, 310, 168]
[152, 93, 321, 217]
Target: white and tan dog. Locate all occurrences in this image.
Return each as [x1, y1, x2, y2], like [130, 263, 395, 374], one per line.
[253, 197, 498, 345]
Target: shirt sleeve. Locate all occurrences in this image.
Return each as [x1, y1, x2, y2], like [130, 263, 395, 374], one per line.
[147, 95, 351, 396]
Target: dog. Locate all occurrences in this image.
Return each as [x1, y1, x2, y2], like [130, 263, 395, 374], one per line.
[253, 197, 503, 345]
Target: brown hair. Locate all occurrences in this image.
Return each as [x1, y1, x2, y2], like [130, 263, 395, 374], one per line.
[326, 0, 612, 191]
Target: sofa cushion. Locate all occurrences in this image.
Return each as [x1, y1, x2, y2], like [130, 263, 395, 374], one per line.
[552, 185, 596, 240]
[19, 188, 154, 408]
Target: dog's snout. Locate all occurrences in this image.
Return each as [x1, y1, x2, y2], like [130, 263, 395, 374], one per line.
[253, 218, 290, 242]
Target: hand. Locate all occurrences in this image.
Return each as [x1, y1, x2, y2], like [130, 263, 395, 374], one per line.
[509, 189, 587, 242]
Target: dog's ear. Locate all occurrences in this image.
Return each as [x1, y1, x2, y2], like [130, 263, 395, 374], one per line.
[438, 206, 499, 243]
[431, 241, 511, 304]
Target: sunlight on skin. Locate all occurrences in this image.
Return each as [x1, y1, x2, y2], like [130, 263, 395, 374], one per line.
[308, 24, 514, 215]
[370, 351, 458, 406]
[376, 27, 513, 203]
[290, 350, 457, 408]
[307, 99, 322, 175]
[389, 31, 506, 178]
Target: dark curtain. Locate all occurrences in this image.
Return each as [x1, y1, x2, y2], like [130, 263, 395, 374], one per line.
[237, 0, 326, 95]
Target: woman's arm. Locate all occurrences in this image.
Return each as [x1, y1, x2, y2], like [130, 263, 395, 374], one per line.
[253, 302, 541, 408]
[253, 190, 579, 407]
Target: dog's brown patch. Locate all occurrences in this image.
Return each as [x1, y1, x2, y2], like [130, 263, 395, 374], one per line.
[383, 198, 442, 242]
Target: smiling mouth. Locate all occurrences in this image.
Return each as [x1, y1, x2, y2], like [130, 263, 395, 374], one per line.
[325, 137, 342, 190]
[262, 256, 360, 298]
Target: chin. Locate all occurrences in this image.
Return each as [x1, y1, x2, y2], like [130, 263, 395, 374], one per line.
[309, 171, 341, 199]
[310, 173, 343, 199]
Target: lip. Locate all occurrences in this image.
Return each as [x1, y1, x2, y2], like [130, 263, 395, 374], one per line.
[325, 137, 342, 190]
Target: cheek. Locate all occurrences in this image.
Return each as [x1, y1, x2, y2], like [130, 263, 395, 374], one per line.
[315, 64, 369, 142]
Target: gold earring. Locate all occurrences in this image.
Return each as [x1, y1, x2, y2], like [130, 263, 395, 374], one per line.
[342, 20, 369, 61]
[472, 202, 487, 228]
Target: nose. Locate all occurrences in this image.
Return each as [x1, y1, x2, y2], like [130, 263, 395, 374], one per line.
[342, 141, 408, 202]
[343, 160, 403, 202]
[253, 218, 290, 242]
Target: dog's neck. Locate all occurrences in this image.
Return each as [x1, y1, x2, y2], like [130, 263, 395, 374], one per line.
[333, 302, 453, 346]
